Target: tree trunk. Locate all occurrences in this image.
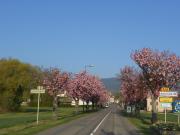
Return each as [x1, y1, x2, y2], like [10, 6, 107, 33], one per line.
[83, 101, 84, 112]
[86, 101, 89, 112]
[52, 95, 58, 120]
[131, 105, 135, 116]
[151, 95, 158, 124]
[95, 103, 98, 110]
[75, 99, 79, 114]
[135, 103, 140, 117]
[92, 101, 94, 110]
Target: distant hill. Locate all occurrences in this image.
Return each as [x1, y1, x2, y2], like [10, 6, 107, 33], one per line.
[101, 78, 120, 93]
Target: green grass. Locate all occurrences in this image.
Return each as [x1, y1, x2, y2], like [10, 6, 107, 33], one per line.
[0, 107, 95, 135]
[141, 112, 178, 123]
[128, 116, 153, 135]
[125, 111, 180, 135]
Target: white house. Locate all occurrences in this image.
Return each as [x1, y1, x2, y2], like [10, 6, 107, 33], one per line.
[146, 95, 172, 113]
[71, 100, 92, 106]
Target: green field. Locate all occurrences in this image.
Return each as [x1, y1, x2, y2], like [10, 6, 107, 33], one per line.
[0, 107, 92, 135]
[127, 112, 179, 135]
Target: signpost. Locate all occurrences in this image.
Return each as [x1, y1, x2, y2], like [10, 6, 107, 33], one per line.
[159, 92, 178, 97]
[30, 86, 45, 125]
[159, 97, 173, 103]
[127, 106, 131, 113]
[161, 103, 172, 123]
[161, 103, 172, 108]
[160, 87, 170, 92]
[159, 87, 178, 123]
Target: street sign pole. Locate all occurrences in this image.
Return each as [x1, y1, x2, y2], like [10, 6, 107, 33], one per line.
[30, 86, 45, 125]
[165, 108, 167, 123]
[37, 91, 40, 125]
[159, 88, 178, 124]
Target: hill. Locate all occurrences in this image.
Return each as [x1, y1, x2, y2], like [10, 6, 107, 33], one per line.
[101, 78, 120, 93]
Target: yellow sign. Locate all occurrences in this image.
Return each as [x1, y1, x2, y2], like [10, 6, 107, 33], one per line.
[159, 97, 173, 103]
[160, 87, 170, 92]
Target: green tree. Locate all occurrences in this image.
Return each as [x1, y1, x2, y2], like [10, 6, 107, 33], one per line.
[8, 85, 24, 111]
[0, 58, 42, 111]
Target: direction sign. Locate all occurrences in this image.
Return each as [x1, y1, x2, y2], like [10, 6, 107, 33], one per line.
[159, 97, 173, 103]
[160, 87, 170, 92]
[161, 103, 172, 108]
[30, 86, 46, 125]
[31, 89, 45, 94]
[159, 91, 178, 97]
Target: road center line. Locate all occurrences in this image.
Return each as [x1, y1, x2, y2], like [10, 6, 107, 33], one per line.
[90, 111, 111, 135]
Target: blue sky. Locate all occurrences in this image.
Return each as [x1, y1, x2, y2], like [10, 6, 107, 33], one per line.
[0, 1, 180, 78]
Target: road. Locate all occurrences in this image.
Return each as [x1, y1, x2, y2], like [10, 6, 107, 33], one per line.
[37, 104, 142, 135]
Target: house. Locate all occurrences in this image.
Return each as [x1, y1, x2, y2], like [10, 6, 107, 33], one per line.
[57, 91, 93, 106]
[71, 100, 92, 106]
[109, 96, 115, 103]
[146, 96, 172, 112]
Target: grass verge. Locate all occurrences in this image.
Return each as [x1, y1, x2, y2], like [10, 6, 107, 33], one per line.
[0, 107, 97, 135]
[123, 111, 180, 135]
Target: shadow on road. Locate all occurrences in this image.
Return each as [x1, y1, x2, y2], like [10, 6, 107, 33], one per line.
[101, 129, 115, 135]
[100, 129, 141, 135]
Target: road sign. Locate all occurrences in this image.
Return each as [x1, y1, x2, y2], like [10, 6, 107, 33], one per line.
[159, 97, 173, 103]
[173, 100, 180, 113]
[172, 100, 180, 124]
[159, 91, 178, 97]
[161, 102, 172, 123]
[31, 89, 45, 94]
[30, 86, 46, 125]
[127, 106, 131, 113]
[160, 87, 170, 92]
[161, 103, 172, 108]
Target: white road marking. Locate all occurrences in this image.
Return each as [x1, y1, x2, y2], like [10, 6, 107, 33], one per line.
[90, 111, 111, 135]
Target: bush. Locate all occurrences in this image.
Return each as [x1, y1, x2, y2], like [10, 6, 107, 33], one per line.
[29, 94, 53, 107]
[151, 123, 180, 135]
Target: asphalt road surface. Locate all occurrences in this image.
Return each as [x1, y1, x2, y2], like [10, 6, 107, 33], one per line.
[37, 104, 142, 135]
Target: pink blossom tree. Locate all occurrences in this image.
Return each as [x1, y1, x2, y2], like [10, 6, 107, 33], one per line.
[43, 68, 69, 119]
[131, 48, 180, 123]
[98, 89, 109, 106]
[120, 66, 135, 104]
[88, 76, 107, 110]
[67, 71, 109, 112]
[67, 72, 86, 113]
[82, 74, 109, 110]
[120, 66, 148, 109]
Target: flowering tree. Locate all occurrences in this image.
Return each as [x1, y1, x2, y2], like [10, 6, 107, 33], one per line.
[98, 89, 109, 106]
[88, 76, 109, 110]
[120, 66, 148, 111]
[131, 48, 180, 123]
[67, 72, 86, 112]
[81, 74, 109, 110]
[67, 71, 109, 112]
[120, 66, 135, 104]
[43, 68, 69, 119]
